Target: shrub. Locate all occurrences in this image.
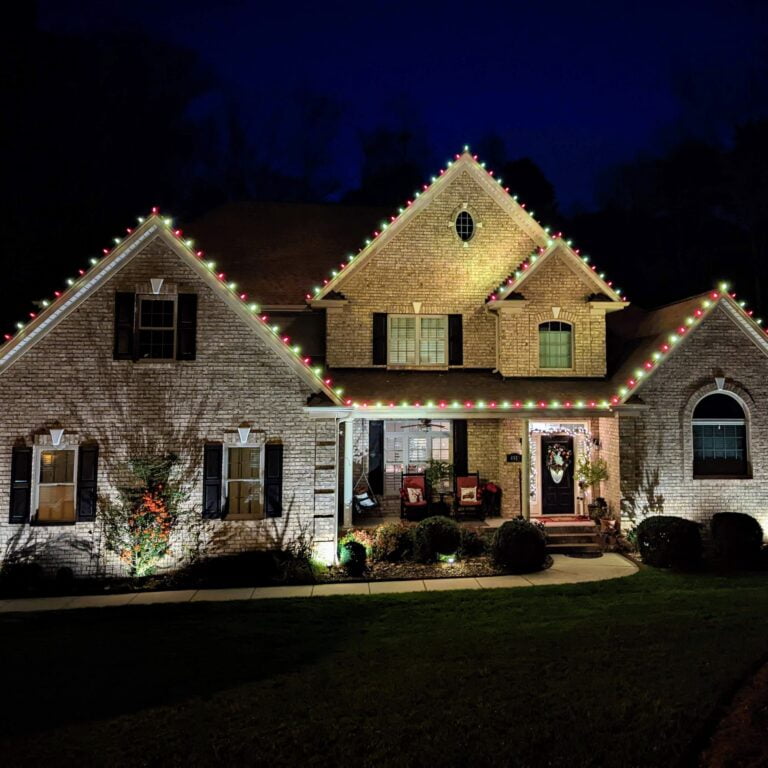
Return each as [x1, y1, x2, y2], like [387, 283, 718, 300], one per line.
[414, 516, 461, 563]
[339, 540, 367, 576]
[0, 560, 44, 596]
[711, 513, 764, 568]
[636, 515, 702, 569]
[339, 528, 375, 557]
[492, 518, 547, 573]
[372, 522, 414, 562]
[458, 527, 488, 558]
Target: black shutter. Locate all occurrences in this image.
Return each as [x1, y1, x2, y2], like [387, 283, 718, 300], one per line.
[368, 420, 384, 495]
[372, 313, 387, 365]
[76, 443, 99, 522]
[114, 292, 136, 360]
[176, 293, 198, 360]
[448, 314, 464, 366]
[264, 443, 283, 518]
[202, 444, 223, 519]
[9, 446, 32, 524]
[453, 420, 468, 477]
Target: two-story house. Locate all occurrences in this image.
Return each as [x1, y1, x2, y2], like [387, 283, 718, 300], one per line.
[2, 151, 767, 575]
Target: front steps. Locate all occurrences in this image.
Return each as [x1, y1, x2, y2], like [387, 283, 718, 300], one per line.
[534, 519, 602, 554]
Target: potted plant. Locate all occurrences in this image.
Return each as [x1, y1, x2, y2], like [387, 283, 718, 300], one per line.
[425, 459, 453, 503]
[576, 456, 610, 522]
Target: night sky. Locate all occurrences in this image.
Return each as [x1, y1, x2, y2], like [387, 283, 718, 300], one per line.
[39, 0, 768, 208]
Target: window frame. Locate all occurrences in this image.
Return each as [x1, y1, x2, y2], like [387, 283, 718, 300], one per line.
[224, 444, 265, 520]
[387, 314, 448, 368]
[33, 445, 78, 525]
[691, 392, 750, 479]
[454, 210, 475, 242]
[538, 320, 574, 370]
[137, 294, 177, 360]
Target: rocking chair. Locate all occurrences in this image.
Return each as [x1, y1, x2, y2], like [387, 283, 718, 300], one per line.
[454, 472, 483, 519]
[400, 473, 430, 521]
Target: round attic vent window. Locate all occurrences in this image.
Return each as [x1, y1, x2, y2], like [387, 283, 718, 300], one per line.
[455, 210, 474, 242]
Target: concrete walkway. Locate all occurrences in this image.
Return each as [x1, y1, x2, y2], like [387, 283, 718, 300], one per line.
[0, 554, 637, 613]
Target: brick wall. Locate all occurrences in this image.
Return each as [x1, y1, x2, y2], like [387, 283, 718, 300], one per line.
[618, 304, 768, 535]
[325, 170, 537, 369]
[0, 235, 338, 576]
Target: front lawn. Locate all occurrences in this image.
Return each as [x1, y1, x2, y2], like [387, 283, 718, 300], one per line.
[1, 567, 767, 767]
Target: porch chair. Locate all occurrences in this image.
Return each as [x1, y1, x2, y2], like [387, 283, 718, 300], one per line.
[454, 472, 483, 519]
[400, 473, 430, 521]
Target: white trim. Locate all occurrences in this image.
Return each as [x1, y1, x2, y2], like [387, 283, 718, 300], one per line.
[33, 444, 78, 524]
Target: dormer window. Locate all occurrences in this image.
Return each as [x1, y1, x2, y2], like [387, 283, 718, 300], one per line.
[455, 210, 474, 242]
[539, 321, 573, 369]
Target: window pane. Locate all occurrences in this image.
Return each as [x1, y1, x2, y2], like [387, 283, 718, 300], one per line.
[38, 484, 75, 522]
[140, 299, 175, 328]
[227, 480, 263, 518]
[228, 447, 261, 480]
[409, 437, 428, 462]
[39, 450, 75, 484]
[139, 329, 175, 359]
[419, 317, 446, 364]
[455, 211, 474, 241]
[539, 322, 572, 368]
[693, 424, 747, 475]
[389, 317, 416, 364]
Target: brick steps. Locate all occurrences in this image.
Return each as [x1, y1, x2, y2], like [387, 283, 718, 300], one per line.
[541, 523, 602, 554]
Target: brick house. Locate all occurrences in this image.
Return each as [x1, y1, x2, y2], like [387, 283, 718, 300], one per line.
[2, 151, 767, 575]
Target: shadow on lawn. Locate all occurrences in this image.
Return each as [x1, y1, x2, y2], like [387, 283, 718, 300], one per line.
[0, 597, 381, 738]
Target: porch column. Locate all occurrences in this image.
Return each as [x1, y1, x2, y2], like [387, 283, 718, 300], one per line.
[521, 418, 530, 519]
[342, 418, 354, 528]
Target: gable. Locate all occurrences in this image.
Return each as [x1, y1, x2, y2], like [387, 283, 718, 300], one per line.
[0, 215, 342, 404]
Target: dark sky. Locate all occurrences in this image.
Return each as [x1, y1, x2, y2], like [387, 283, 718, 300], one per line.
[39, 0, 768, 210]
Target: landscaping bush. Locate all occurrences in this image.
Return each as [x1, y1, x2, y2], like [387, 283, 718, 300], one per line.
[372, 521, 414, 562]
[0, 560, 44, 596]
[339, 540, 367, 576]
[414, 516, 461, 562]
[711, 512, 764, 568]
[339, 528, 375, 557]
[458, 527, 488, 558]
[636, 515, 702, 569]
[491, 517, 547, 573]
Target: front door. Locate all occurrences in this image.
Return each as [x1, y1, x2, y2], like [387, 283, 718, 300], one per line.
[541, 435, 575, 515]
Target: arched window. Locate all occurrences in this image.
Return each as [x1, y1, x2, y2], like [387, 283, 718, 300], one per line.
[539, 321, 572, 369]
[692, 393, 748, 477]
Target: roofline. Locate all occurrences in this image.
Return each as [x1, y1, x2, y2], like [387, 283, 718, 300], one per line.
[310, 151, 549, 301]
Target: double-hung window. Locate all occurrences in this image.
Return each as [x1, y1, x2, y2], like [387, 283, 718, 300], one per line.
[37, 448, 77, 523]
[539, 321, 573, 369]
[226, 446, 263, 519]
[138, 297, 176, 359]
[388, 315, 447, 366]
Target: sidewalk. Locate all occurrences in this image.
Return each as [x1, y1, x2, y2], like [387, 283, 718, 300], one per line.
[0, 553, 637, 613]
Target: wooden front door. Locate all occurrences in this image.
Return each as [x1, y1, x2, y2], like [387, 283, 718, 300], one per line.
[541, 435, 575, 515]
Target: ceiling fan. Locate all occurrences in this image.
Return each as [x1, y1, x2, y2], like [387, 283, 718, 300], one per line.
[399, 418, 449, 432]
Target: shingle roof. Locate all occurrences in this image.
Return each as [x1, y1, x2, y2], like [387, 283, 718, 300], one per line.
[186, 202, 389, 306]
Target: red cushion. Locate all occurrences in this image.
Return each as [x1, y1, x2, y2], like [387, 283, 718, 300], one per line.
[457, 499, 482, 506]
[404, 500, 427, 507]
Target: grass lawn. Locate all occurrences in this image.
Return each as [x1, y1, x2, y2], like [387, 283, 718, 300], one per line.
[2, 566, 767, 767]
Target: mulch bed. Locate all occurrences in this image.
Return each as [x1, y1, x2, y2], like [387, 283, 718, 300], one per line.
[700, 658, 768, 767]
[317, 554, 553, 583]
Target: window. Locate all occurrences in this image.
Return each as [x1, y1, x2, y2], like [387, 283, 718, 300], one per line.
[389, 315, 447, 365]
[539, 321, 573, 369]
[138, 297, 176, 359]
[383, 421, 452, 494]
[37, 449, 76, 522]
[226, 446, 263, 519]
[455, 210, 474, 242]
[692, 393, 748, 477]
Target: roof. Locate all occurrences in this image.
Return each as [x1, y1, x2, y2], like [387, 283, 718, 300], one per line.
[186, 202, 389, 306]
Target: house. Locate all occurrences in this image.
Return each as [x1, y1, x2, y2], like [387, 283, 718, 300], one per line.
[2, 151, 767, 576]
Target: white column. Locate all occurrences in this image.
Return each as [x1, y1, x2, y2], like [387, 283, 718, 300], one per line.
[521, 418, 530, 519]
[342, 418, 354, 528]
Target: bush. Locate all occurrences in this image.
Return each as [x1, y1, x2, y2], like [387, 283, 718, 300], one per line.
[0, 560, 44, 596]
[339, 528, 375, 557]
[711, 513, 764, 568]
[372, 522, 414, 562]
[414, 516, 461, 562]
[182, 547, 315, 587]
[339, 540, 367, 576]
[636, 516, 702, 569]
[458, 527, 488, 558]
[492, 518, 547, 573]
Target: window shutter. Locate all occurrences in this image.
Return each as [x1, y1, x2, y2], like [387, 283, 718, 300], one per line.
[176, 293, 198, 361]
[368, 420, 384, 495]
[372, 313, 387, 365]
[453, 420, 468, 477]
[202, 444, 223, 519]
[9, 446, 32, 524]
[264, 443, 283, 518]
[76, 443, 99, 522]
[448, 314, 463, 366]
[114, 292, 136, 360]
